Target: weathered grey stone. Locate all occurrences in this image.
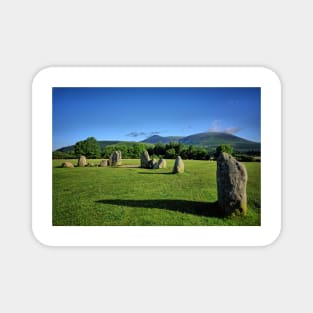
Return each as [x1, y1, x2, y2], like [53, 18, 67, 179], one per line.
[153, 158, 167, 169]
[173, 156, 184, 173]
[149, 158, 158, 169]
[140, 150, 150, 168]
[117, 151, 122, 162]
[157, 158, 167, 169]
[117, 151, 122, 165]
[100, 159, 108, 167]
[152, 160, 159, 169]
[78, 155, 87, 167]
[62, 161, 74, 168]
[216, 152, 248, 216]
[109, 151, 122, 166]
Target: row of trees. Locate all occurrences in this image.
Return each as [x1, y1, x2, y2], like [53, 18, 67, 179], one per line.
[146, 142, 213, 160]
[53, 137, 260, 161]
[53, 137, 218, 160]
[103, 143, 147, 159]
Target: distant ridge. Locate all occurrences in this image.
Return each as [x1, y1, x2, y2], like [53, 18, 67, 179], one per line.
[141, 135, 183, 144]
[55, 132, 260, 153]
[141, 132, 260, 151]
[56, 140, 124, 153]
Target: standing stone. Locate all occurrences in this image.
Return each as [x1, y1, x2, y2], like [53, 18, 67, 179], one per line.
[62, 161, 74, 168]
[154, 158, 167, 169]
[78, 155, 87, 167]
[157, 158, 167, 169]
[117, 151, 122, 162]
[109, 151, 122, 166]
[140, 150, 150, 168]
[117, 151, 122, 165]
[149, 158, 158, 169]
[173, 156, 184, 173]
[100, 159, 108, 167]
[216, 152, 248, 216]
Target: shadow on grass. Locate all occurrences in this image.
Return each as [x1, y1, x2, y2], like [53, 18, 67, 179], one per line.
[138, 172, 173, 175]
[116, 165, 140, 169]
[95, 199, 223, 218]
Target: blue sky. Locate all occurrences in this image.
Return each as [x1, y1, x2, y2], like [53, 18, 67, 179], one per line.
[53, 87, 260, 150]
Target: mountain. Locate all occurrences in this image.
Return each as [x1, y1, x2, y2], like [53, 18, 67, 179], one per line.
[55, 132, 260, 153]
[142, 132, 260, 151]
[141, 135, 183, 144]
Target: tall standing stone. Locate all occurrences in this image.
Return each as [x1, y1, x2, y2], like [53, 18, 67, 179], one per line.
[109, 151, 122, 166]
[173, 156, 184, 173]
[78, 155, 87, 167]
[140, 150, 150, 168]
[216, 152, 248, 216]
[117, 151, 122, 162]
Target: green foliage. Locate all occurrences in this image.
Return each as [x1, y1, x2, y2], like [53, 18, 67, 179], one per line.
[233, 153, 260, 162]
[151, 141, 210, 160]
[53, 159, 261, 226]
[56, 139, 246, 161]
[74, 137, 101, 158]
[131, 143, 147, 157]
[165, 141, 184, 155]
[52, 150, 76, 159]
[194, 148, 208, 160]
[103, 142, 148, 159]
[55, 132, 261, 159]
[153, 143, 166, 156]
[165, 148, 176, 159]
[215, 144, 233, 157]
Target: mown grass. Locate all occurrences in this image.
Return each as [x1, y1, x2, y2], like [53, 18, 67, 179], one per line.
[52, 159, 261, 226]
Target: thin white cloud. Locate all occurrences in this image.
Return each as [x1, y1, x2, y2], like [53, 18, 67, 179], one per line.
[224, 127, 242, 134]
[208, 120, 242, 134]
[126, 131, 161, 138]
[126, 132, 146, 137]
[208, 120, 221, 132]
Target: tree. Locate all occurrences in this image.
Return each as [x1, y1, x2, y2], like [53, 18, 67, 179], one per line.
[214, 144, 233, 157]
[180, 147, 189, 159]
[74, 137, 101, 158]
[130, 143, 147, 158]
[52, 150, 75, 159]
[187, 145, 196, 159]
[165, 148, 176, 159]
[154, 143, 166, 156]
[165, 141, 184, 155]
[194, 148, 208, 160]
[103, 145, 116, 158]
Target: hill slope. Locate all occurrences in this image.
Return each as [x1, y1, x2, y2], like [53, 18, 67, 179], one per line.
[141, 135, 183, 144]
[57, 140, 122, 153]
[142, 132, 260, 151]
[55, 132, 260, 153]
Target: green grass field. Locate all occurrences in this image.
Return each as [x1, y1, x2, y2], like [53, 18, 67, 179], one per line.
[52, 159, 261, 226]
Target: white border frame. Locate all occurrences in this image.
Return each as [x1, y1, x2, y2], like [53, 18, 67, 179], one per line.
[32, 67, 281, 246]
